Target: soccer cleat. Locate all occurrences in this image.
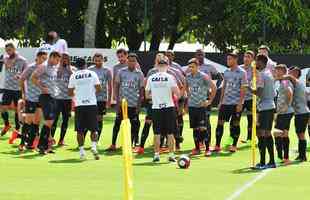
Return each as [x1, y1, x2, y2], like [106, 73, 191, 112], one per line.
[0, 124, 11, 136]
[191, 148, 200, 156]
[58, 140, 65, 147]
[265, 162, 277, 168]
[9, 130, 20, 144]
[105, 144, 117, 152]
[51, 139, 56, 146]
[229, 145, 237, 153]
[31, 137, 39, 149]
[38, 149, 47, 155]
[18, 144, 25, 152]
[282, 159, 291, 166]
[212, 145, 222, 153]
[168, 156, 177, 163]
[199, 142, 205, 150]
[152, 155, 160, 163]
[255, 163, 266, 170]
[135, 147, 144, 155]
[91, 149, 100, 160]
[205, 150, 212, 157]
[295, 156, 307, 162]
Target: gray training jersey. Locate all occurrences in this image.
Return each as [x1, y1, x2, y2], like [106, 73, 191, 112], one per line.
[240, 64, 253, 101]
[276, 80, 294, 114]
[147, 67, 182, 87]
[21, 63, 41, 102]
[113, 63, 127, 81]
[3, 54, 27, 91]
[292, 81, 309, 114]
[222, 66, 248, 105]
[37, 63, 58, 98]
[89, 65, 112, 102]
[55, 67, 72, 100]
[257, 69, 276, 111]
[186, 71, 211, 107]
[116, 67, 144, 107]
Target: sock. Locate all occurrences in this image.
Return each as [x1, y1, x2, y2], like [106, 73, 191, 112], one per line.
[258, 137, 266, 165]
[21, 123, 31, 145]
[266, 136, 275, 164]
[112, 118, 121, 145]
[300, 140, 307, 158]
[154, 152, 159, 157]
[92, 141, 97, 151]
[283, 137, 290, 160]
[193, 130, 200, 150]
[97, 120, 103, 141]
[207, 122, 212, 147]
[14, 112, 20, 130]
[38, 125, 50, 151]
[215, 124, 224, 146]
[33, 124, 39, 136]
[275, 137, 283, 159]
[1, 112, 9, 126]
[140, 122, 151, 148]
[79, 146, 85, 154]
[247, 115, 252, 140]
[202, 130, 209, 151]
[231, 126, 240, 146]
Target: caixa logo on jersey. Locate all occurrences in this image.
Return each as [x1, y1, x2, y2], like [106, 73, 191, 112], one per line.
[70, 56, 108, 66]
[82, 99, 90, 104]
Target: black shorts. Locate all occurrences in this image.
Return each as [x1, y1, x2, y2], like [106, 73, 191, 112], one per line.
[218, 105, 241, 122]
[243, 99, 253, 114]
[152, 107, 177, 135]
[275, 113, 294, 131]
[39, 94, 57, 120]
[97, 101, 107, 116]
[1, 89, 21, 106]
[188, 107, 209, 129]
[25, 101, 41, 114]
[295, 113, 309, 133]
[55, 99, 72, 117]
[145, 102, 153, 120]
[75, 105, 98, 133]
[258, 109, 275, 131]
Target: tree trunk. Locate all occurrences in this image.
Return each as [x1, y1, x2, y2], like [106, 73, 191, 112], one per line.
[167, 1, 181, 50]
[84, 0, 100, 48]
[149, 0, 164, 51]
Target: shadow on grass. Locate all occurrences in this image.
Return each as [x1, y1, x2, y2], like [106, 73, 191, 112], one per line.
[0, 136, 8, 141]
[17, 153, 46, 159]
[231, 167, 264, 174]
[49, 158, 85, 164]
[0, 150, 22, 156]
[133, 161, 171, 167]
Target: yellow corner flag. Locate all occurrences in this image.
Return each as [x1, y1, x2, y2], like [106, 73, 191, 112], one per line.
[251, 61, 257, 168]
[121, 99, 133, 200]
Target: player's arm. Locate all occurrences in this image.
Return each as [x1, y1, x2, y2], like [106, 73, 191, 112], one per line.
[145, 77, 151, 100]
[68, 74, 75, 97]
[280, 74, 298, 85]
[218, 79, 226, 107]
[31, 65, 48, 94]
[208, 76, 217, 106]
[107, 70, 113, 107]
[19, 67, 29, 99]
[93, 73, 102, 94]
[171, 77, 181, 100]
[137, 73, 145, 111]
[113, 72, 120, 104]
[286, 84, 293, 105]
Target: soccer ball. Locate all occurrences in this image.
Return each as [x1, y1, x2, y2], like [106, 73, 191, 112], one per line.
[177, 155, 191, 169]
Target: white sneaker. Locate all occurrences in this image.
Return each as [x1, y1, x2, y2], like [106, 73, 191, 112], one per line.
[80, 151, 86, 160]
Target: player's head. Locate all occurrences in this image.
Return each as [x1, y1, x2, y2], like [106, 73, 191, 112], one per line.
[165, 50, 175, 62]
[288, 66, 301, 79]
[187, 58, 199, 74]
[258, 45, 270, 57]
[195, 49, 205, 65]
[93, 53, 104, 67]
[274, 64, 287, 79]
[155, 53, 167, 66]
[243, 50, 255, 66]
[48, 51, 61, 65]
[255, 54, 268, 71]
[75, 57, 86, 70]
[36, 51, 48, 64]
[5, 43, 16, 57]
[227, 50, 239, 68]
[61, 52, 70, 67]
[127, 53, 138, 70]
[47, 31, 58, 43]
[116, 48, 128, 64]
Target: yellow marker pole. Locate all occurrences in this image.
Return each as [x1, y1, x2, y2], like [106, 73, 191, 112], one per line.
[121, 99, 133, 200]
[251, 61, 257, 168]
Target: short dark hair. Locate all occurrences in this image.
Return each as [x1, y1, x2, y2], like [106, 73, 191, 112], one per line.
[93, 53, 104, 60]
[75, 57, 86, 69]
[116, 48, 128, 55]
[187, 58, 199, 66]
[128, 53, 138, 59]
[227, 50, 239, 58]
[36, 51, 48, 57]
[49, 51, 61, 58]
[256, 54, 268, 65]
[275, 64, 287, 73]
[165, 49, 175, 55]
[5, 43, 15, 49]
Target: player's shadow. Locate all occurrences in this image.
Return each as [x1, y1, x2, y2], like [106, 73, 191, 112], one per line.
[133, 161, 171, 167]
[0, 137, 8, 141]
[100, 149, 123, 156]
[0, 150, 22, 156]
[17, 153, 46, 159]
[231, 167, 264, 174]
[209, 151, 234, 157]
[49, 158, 85, 164]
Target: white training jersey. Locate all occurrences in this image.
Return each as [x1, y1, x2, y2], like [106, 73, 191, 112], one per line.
[68, 69, 100, 107]
[146, 71, 177, 109]
[53, 39, 68, 54]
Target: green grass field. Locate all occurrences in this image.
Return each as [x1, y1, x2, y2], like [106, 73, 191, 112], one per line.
[0, 111, 309, 200]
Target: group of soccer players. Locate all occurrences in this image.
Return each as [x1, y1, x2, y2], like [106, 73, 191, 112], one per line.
[0, 38, 309, 167]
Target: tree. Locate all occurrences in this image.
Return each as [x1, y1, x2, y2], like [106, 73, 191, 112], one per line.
[84, 0, 101, 47]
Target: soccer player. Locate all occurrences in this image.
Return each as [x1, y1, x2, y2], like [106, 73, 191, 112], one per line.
[186, 58, 217, 156]
[258, 45, 277, 73]
[145, 56, 180, 163]
[49, 31, 68, 54]
[51, 53, 74, 146]
[36, 33, 55, 55]
[214, 51, 247, 152]
[252, 54, 276, 169]
[19, 51, 47, 151]
[240, 50, 255, 143]
[280, 67, 309, 161]
[108, 53, 144, 150]
[306, 69, 310, 137]
[112, 49, 128, 86]
[88, 53, 112, 142]
[273, 64, 294, 164]
[32, 51, 61, 154]
[68, 58, 101, 160]
[1, 43, 27, 143]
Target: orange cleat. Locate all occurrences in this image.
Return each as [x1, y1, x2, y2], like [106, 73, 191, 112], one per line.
[212, 145, 222, 153]
[191, 148, 201, 156]
[134, 147, 144, 155]
[31, 136, 39, 149]
[9, 130, 20, 144]
[18, 144, 25, 152]
[283, 159, 291, 165]
[1, 124, 12, 136]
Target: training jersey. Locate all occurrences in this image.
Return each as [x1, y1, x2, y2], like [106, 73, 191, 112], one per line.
[89, 65, 112, 102]
[240, 64, 253, 101]
[35, 62, 58, 98]
[146, 71, 177, 109]
[257, 68, 276, 111]
[186, 71, 212, 108]
[292, 81, 309, 115]
[53, 39, 68, 54]
[55, 66, 73, 100]
[20, 63, 41, 102]
[115, 67, 144, 107]
[222, 66, 248, 105]
[3, 54, 27, 91]
[113, 63, 127, 80]
[276, 80, 294, 114]
[68, 69, 100, 107]
[147, 67, 182, 87]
